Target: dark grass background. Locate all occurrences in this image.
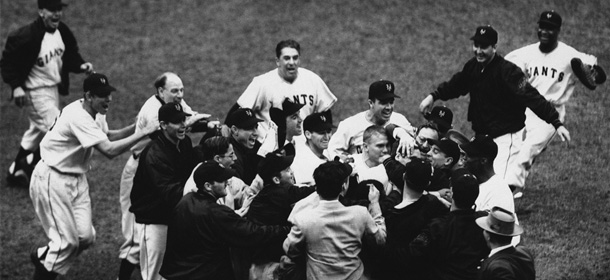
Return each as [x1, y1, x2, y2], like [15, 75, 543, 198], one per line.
[1, 0, 609, 279]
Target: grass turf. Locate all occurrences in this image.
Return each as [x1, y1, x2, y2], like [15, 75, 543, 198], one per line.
[1, 0, 609, 279]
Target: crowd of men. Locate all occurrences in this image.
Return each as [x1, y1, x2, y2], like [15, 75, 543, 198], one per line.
[2, 0, 607, 279]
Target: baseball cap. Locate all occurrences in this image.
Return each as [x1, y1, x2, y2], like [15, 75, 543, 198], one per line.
[424, 106, 453, 133]
[38, 0, 68, 9]
[475, 206, 524, 236]
[460, 134, 498, 160]
[450, 168, 479, 206]
[226, 108, 264, 129]
[403, 157, 434, 192]
[303, 112, 335, 133]
[158, 102, 191, 124]
[194, 161, 235, 188]
[280, 99, 304, 117]
[429, 138, 461, 165]
[470, 25, 498, 46]
[83, 73, 116, 97]
[538, 10, 562, 28]
[369, 80, 400, 100]
[258, 152, 295, 182]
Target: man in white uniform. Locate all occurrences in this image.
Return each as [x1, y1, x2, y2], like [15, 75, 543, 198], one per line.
[29, 73, 156, 280]
[505, 10, 606, 198]
[1, 0, 93, 187]
[291, 112, 335, 185]
[329, 80, 414, 160]
[116, 72, 208, 280]
[352, 125, 396, 195]
[226, 39, 337, 143]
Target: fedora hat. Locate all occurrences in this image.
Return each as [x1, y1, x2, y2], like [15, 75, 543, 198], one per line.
[476, 206, 523, 236]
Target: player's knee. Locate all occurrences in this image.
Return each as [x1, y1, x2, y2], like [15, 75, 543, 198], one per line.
[78, 229, 96, 250]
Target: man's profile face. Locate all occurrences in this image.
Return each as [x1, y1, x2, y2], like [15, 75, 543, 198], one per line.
[427, 145, 451, 169]
[276, 47, 300, 83]
[472, 42, 495, 64]
[158, 75, 184, 104]
[209, 180, 228, 198]
[232, 125, 258, 149]
[216, 144, 236, 168]
[40, 7, 63, 31]
[277, 167, 295, 185]
[364, 133, 389, 165]
[285, 112, 303, 138]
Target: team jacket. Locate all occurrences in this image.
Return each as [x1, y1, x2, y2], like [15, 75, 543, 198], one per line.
[160, 191, 290, 280]
[130, 131, 197, 225]
[431, 54, 562, 138]
[0, 17, 86, 96]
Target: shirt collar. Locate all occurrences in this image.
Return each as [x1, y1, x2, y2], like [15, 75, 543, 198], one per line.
[489, 244, 513, 257]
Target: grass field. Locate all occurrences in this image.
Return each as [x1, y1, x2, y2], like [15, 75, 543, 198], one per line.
[1, 0, 609, 279]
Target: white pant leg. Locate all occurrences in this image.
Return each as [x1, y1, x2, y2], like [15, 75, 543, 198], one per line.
[118, 155, 141, 264]
[140, 224, 168, 280]
[21, 86, 60, 151]
[493, 129, 523, 181]
[29, 162, 95, 275]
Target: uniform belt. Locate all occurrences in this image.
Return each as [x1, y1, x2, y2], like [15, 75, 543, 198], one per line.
[42, 160, 81, 177]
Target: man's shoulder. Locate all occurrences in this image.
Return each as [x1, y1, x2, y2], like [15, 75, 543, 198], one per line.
[6, 19, 39, 43]
[339, 111, 367, 125]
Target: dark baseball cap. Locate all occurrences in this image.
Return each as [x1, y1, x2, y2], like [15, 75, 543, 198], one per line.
[429, 138, 461, 165]
[403, 157, 434, 192]
[281, 99, 304, 116]
[158, 102, 191, 124]
[538, 10, 562, 28]
[460, 134, 498, 160]
[258, 152, 295, 181]
[226, 108, 264, 129]
[83, 73, 116, 97]
[424, 106, 453, 133]
[303, 112, 335, 133]
[194, 161, 235, 188]
[471, 25, 498, 46]
[38, 0, 68, 9]
[369, 80, 400, 100]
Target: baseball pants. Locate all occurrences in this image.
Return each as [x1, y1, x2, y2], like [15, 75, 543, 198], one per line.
[140, 224, 168, 280]
[21, 86, 60, 151]
[506, 107, 565, 189]
[29, 161, 96, 275]
[493, 129, 524, 184]
[118, 155, 142, 264]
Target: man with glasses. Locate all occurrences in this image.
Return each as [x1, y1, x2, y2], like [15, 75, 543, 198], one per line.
[2, 0, 93, 187]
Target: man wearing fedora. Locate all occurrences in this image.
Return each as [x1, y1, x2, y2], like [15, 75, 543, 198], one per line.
[419, 25, 570, 189]
[476, 207, 535, 280]
[2, 0, 94, 187]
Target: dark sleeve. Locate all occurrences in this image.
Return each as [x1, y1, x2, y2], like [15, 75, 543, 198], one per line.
[409, 217, 443, 258]
[213, 205, 290, 247]
[287, 185, 315, 204]
[502, 63, 562, 128]
[383, 157, 405, 188]
[146, 154, 187, 211]
[58, 23, 86, 73]
[0, 27, 33, 91]
[481, 262, 518, 280]
[432, 61, 473, 101]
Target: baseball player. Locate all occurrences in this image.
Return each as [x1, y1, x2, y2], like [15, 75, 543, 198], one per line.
[224, 39, 337, 144]
[29, 73, 156, 280]
[504, 10, 606, 198]
[116, 72, 209, 280]
[291, 112, 335, 185]
[1, 0, 93, 187]
[329, 80, 414, 161]
[419, 25, 570, 186]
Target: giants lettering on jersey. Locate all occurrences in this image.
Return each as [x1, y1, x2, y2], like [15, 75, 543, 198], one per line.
[36, 48, 64, 67]
[291, 94, 315, 106]
[527, 66, 564, 82]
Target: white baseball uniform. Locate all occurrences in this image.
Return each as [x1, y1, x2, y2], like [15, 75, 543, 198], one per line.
[236, 67, 337, 143]
[505, 42, 597, 189]
[352, 154, 395, 195]
[328, 111, 412, 160]
[475, 174, 520, 245]
[30, 99, 108, 275]
[118, 95, 193, 265]
[291, 136, 330, 185]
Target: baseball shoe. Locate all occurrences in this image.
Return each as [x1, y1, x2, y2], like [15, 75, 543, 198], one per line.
[512, 186, 524, 199]
[30, 247, 58, 280]
[6, 169, 29, 188]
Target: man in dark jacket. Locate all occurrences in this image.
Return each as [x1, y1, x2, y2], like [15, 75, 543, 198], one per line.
[160, 161, 290, 280]
[419, 25, 570, 187]
[1, 0, 93, 187]
[130, 103, 197, 280]
[476, 207, 535, 280]
[226, 108, 264, 185]
[409, 169, 490, 280]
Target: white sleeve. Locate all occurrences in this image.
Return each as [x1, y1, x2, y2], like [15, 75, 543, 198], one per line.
[236, 77, 266, 112]
[505, 48, 527, 73]
[313, 75, 337, 112]
[328, 120, 352, 159]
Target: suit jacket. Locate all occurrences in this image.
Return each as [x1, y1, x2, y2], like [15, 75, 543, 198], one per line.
[478, 246, 535, 280]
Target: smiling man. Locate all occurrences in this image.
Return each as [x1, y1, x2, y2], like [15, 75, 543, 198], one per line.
[225, 39, 337, 144]
[419, 25, 570, 189]
[291, 112, 335, 185]
[329, 80, 413, 160]
[29, 73, 156, 280]
[129, 102, 199, 280]
[227, 108, 265, 185]
[2, 0, 94, 188]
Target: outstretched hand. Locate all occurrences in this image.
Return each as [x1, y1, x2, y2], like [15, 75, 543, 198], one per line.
[419, 95, 435, 115]
[556, 126, 571, 143]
